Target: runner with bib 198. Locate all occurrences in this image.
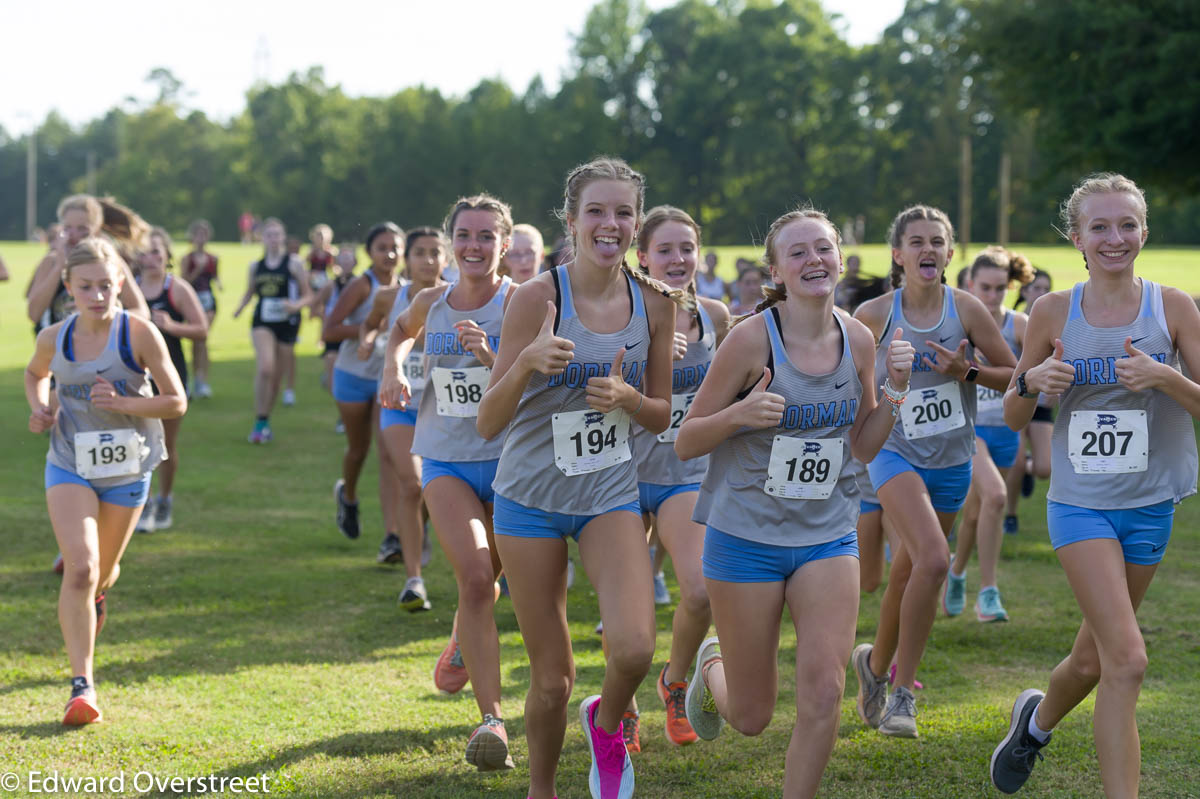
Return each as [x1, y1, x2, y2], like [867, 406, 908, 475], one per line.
[850, 205, 1016, 739]
[477, 157, 680, 799]
[673, 207, 914, 799]
[989, 174, 1200, 797]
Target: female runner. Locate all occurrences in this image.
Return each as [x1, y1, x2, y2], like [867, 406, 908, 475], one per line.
[181, 219, 220, 398]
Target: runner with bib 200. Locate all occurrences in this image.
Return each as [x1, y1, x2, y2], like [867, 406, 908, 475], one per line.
[990, 174, 1200, 797]
[673, 207, 914, 799]
[850, 205, 1016, 739]
[26, 237, 184, 726]
[478, 158, 679, 799]
[379, 195, 517, 773]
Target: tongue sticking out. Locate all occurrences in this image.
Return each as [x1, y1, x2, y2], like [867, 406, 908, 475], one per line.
[918, 264, 938, 280]
[594, 238, 622, 259]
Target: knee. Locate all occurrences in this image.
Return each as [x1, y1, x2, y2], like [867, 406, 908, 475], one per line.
[981, 485, 1006, 514]
[1103, 644, 1148, 688]
[605, 634, 655, 681]
[529, 669, 574, 713]
[62, 558, 99, 593]
[727, 703, 773, 737]
[256, 362, 274, 382]
[677, 580, 710, 619]
[1068, 648, 1102, 684]
[459, 569, 499, 609]
[860, 573, 882, 594]
[796, 670, 845, 722]
[396, 473, 422, 505]
[915, 549, 950, 583]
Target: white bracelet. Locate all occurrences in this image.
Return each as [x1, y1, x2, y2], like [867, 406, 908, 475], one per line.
[882, 379, 909, 402]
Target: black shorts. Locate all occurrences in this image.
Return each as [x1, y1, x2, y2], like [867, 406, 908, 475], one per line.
[253, 321, 300, 345]
[1031, 405, 1053, 424]
[323, 340, 339, 356]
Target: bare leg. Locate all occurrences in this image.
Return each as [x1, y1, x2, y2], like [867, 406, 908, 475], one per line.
[250, 328, 278, 417]
[380, 421, 424, 578]
[336, 400, 372, 503]
[155, 417, 182, 499]
[857, 509, 886, 594]
[654, 492, 712, 683]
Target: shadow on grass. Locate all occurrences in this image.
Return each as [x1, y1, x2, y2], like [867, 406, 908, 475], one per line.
[0, 719, 81, 739]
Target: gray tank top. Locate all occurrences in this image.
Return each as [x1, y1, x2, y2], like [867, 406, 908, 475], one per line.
[493, 266, 651, 515]
[975, 309, 1020, 427]
[411, 276, 513, 462]
[47, 312, 166, 487]
[1048, 280, 1197, 509]
[388, 281, 426, 407]
[694, 308, 862, 546]
[849, 458, 879, 506]
[333, 271, 385, 380]
[874, 287, 977, 469]
[634, 302, 716, 486]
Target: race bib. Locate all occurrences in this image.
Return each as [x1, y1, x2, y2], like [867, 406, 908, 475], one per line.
[901, 382, 965, 440]
[259, 297, 290, 323]
[403, 351, 425, 385]
[74, 429, 143, 480]
[1067, 410, 1148, 474]
[552, 409, 632, 476]
[657, 392, 696, 443]
[764, 436, 844, 500]
[431, 366, 489, 417]
[976, 385, 1004, 417]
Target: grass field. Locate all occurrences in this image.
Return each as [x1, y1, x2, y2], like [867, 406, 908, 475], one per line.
[1, 240, 1198, 798]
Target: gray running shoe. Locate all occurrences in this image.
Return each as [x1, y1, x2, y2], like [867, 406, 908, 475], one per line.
[878, 685, 918, 738]
[398, 577, 431, 612]
[853, 644, 888, 729]
[684, 636, 724, 741]
[135, 498, 157, 534]
[990, 689, 1049, 794]
[377, 534, 403, 564]
[154, 496, 173, 530]
[653, 571, 670, 605]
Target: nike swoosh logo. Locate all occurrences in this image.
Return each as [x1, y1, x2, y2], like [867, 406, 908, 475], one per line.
[939, 335, 954, 343]
[1150, 542, 1165, 552]
[625, 342, 640, 351]
[835, 381, 848, 390]
[1131, 336, 1147, 345]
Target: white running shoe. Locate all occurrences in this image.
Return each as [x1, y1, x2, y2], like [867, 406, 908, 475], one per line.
[282, 388, 296, 406]
[135, 499, 157, 534]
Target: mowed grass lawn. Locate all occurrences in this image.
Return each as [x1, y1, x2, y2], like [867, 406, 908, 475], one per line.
[1, 240, 1198, 798]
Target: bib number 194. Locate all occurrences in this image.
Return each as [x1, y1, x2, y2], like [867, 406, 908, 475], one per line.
[552, 409, 632, 476]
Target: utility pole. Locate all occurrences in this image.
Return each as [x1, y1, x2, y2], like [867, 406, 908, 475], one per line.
[86, 151, 97, 196]
[997, 150, 1011, 246]
[26, 127, 37, 240]
[959, 135, 972, 260]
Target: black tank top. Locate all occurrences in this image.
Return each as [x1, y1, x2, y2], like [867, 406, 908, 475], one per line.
[145, 274, 187, 375]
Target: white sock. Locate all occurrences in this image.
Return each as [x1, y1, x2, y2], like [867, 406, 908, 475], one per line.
[1027, 703, 1051, 743]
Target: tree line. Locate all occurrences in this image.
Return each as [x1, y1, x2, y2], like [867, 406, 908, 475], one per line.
[2, 0, 1197, 246]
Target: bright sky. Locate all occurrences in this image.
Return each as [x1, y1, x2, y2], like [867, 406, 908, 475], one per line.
[0, 0, 905, 137]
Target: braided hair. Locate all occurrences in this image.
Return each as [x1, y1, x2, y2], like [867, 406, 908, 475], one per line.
[732, 206, 841, 326]
[886, 205, 954, 288]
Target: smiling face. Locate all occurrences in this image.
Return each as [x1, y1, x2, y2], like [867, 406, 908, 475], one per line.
[502, 229, 543, 284]
[893, 219, 953, 285]
[452, 209, 507, 279]
[406, 235, 446, 284]
[770, 217, 843, 299]
[1070, 192, 1147, 274]
[968, 265, 1009, 313]
[569, 179, 639, 270]
[638, 220, 698, 290]
[262, 221, 286, 254]
[367, 231, 401, 272]
[140, 235, 169, 279]
[67, 260, 124, 319]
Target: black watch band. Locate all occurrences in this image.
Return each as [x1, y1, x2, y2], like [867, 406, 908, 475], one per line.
[1016, 371, 1035, 397]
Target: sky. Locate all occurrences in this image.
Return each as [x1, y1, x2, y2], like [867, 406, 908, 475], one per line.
[0, 0, 906, 137]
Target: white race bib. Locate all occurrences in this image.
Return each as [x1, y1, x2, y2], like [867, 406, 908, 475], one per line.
[552, 409, 632, 476]
[259, 297, 290, 323]
[901, 382, 965, 440]
[74, 429, 143, 480]
[976, 385, 1004, 417]
[764, 436, 844, 500]
[403, 351, 425, 385]
[1068, 410, 1148, 474]
[431, 366, 489, 417]
[656, 392, 696, 444]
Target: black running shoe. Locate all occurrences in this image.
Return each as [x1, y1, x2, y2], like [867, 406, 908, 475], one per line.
[1020, 469, 1034, 498]
[334, 479, 360, 539]
[377, 534, 403, 564]
[399, 577, 431, 612]
[990, 689, 1049, 794]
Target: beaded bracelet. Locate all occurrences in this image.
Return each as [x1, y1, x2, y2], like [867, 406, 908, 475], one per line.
[881, 379, 908, 418]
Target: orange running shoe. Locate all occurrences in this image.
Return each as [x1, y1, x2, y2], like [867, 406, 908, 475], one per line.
[63, 677, 102, 726]
[657, 664, 698, 746]
[621, 709, 641, 754]
[465, 714, 515, 771]
[433, 633, 469, 695]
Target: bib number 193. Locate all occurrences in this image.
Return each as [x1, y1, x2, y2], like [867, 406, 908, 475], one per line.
[74, 429, 143, 480]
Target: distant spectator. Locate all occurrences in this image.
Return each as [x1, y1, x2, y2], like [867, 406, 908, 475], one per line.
[695, 250, 726, 301]
[728, 263, 767, 316]
[239, 211, 255, 244]
[307, 223, 336, 290]
[499, 223, 544, 284]
[834, 254, 888, 311]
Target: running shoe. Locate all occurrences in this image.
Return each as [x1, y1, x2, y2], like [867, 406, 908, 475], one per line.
[334, 419, 345, 434]
[398, 577, 431, 612]
[53, 553, 64, 575]
[465, 714, 515, 771]
[334, 479, 360, 539]
[154, 495, 173, 531]
[621, 710, 641, 754]
[595, 620, 604, 636]
[94, 593, 107, 637]
[853, 643, 888, 729]
[657, 665, 697, 746]
[1003, 514, 1019, 535]
[990, 689, 1049, 794]
[194, 381, 213, 398]
[943, 558, 966, 617]
[878, 685, 918, 738]
[497, 575, 509, 597]
[1020, 468, 1034, 498]
[377, 533, 403, 564]
[652, 572, 670, 605]
[580, 695, 634, 799]
[976, 586, 1010, 623]
[62, 677, 101, 726]
[433, 632, 469, 695]
[248, 419, 271, 444]
[259, 424, 273, 443]
[685, 637, 724, 741]
[135, 499, 157, 534]
[888, 664, 924, 691]
[282, 388, 296, 406]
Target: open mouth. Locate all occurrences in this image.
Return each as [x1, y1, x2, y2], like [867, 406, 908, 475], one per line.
[802, 269, 829, 282]
[594, 235, 622, 257]
[918, 258, 938, 279]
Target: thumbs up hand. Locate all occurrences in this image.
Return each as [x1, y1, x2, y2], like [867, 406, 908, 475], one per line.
[520, 301, 575, 377]
[1027, 338, 1076, 397]
[886, 327, 915, 390]
[455, 319, 495, 367]
[734, 366, 786, 429]
[1115, 335, 1167, 392]
[586, 345, 636, 413]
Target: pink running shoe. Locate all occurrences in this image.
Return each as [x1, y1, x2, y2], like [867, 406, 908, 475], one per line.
[580, 695, 634, 799]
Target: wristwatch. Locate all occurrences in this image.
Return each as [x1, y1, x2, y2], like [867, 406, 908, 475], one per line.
[963, 361, 979, 383]
[1016, 371, 1035, 397]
